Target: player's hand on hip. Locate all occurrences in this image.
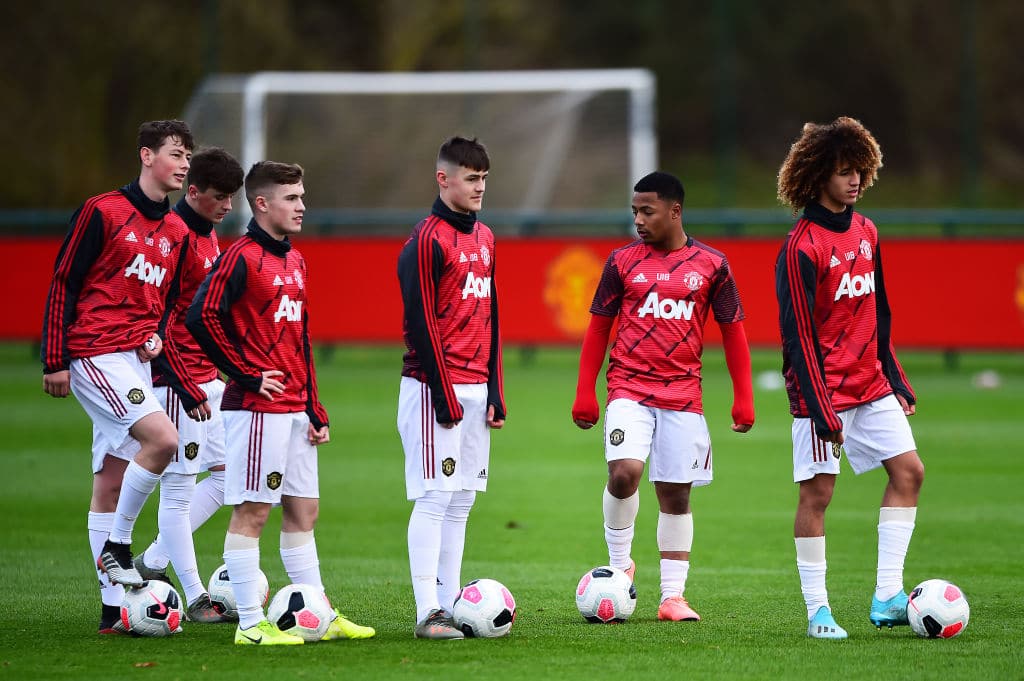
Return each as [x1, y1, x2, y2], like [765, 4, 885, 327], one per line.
[188, 400, 212, 422]
[43, 370, 71, 398]
[308, 424, 330, 445]
[258, 370, 285, 401]
[136, 334, 162, 362]
[486, 404, 505, 429]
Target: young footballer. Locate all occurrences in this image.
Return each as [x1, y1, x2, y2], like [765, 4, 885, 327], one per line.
[572, 171, 755, 622]
[775, 117, 924, 639]
[134, 147, 244, 623]
[187, 161, 375, 645]
[41, 120, 195, 633]
[397, 136, 506, 639]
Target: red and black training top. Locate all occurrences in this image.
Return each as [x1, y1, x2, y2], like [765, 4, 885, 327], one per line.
[151, 198, 224, 410]
[775, 202, 915, 437]
[397, 197, 505, 425]
[590, 236, 744, 414]
[40, 180, 197, 401]
[186, 221, 328, 429]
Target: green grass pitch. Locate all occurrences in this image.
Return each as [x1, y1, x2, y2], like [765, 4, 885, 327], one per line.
[0, 343, 1022, 680]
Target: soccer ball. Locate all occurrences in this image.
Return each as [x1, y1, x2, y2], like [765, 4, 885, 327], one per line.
[575, 565, 637, 623]
[120, 581, 184, 636]
[267, 583, 334, 641]
[207, 563, 269, 619]
[907, 579, 970, 639]
[452, 578, 517, 638]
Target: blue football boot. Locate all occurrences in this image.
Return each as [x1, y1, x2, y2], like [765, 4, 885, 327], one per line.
[807, 606, 848, 639]
[869, 591, 909, 628]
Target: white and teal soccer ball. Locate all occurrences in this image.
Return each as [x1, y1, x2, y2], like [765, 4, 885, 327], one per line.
[207, 563, 269, 620]
[452, 578, 517, 638]
[907, 579, 970, 639]
[267, 583, 334, 641]
[575, 566, 637, 623]
[120, 581, 184, 636]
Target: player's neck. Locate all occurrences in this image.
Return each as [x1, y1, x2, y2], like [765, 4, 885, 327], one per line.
[652, 229, 687, 253]
[137, 173, 169, 204]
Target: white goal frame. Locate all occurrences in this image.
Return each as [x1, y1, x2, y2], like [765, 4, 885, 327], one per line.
[184, 69, 657, 229]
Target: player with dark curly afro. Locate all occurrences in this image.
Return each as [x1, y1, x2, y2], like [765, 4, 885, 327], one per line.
[777, 116, 882, 212]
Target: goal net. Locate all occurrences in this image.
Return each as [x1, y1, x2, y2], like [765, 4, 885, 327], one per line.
[182, 70, 656, 235]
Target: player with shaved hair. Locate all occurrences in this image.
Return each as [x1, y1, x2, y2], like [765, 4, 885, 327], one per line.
[573, 170, 755, 624]
[775, 116, 924, 639]
[397, 136, 506, 639]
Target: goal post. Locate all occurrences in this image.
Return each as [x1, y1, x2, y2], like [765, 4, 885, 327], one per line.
[183, 69, 657, 234]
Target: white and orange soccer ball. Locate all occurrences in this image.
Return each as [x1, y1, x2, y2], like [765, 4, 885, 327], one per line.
[575, 566, 637, 623]
[120, 581, 184, 636]
[907, 579, 970, 639]
[267, 583, 334, 641]
[453, 578, 517, 638]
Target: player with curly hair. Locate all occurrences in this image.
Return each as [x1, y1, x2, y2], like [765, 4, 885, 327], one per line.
[775, 117, 924, 639]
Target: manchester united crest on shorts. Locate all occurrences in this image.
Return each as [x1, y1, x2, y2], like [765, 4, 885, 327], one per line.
[609, 428, 625, 446]
[442, 457, 456, 477]
[184, 442, 200, 460]
[126, 388, 145, 405]
[267, 471, 283, 490]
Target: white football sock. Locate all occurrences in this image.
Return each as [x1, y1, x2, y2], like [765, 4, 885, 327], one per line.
[603, 487, 639, 570]
[438, 490, 475, 613]
[158, 472, 205, 605]
[224, 534, 262, 629]
[657, 512, 694, 601]
[109, 461, 160, 544]
[190, 470, 226, 530]
[876, 506, 917, 601]
[142, 469, 226, 571]
[88, 511, 124, 607]
[280, 530, 322, 592]
[659, 559, 690, 601]
[408, 490, 451, 622]
[656, 511, 694, 552]
[141, 535, 169, 571]
[795, 536, 829, 619]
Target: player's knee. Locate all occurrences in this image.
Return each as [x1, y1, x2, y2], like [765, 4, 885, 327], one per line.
[607, 464, 641, 497]
[895, 453, 924, 493]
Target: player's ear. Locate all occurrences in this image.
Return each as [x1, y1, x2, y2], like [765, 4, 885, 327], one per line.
[254, 195, 269, 213]
[437, 168, 450, 189]
[140, 147, 154, 167]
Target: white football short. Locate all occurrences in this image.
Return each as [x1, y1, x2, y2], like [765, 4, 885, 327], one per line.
[792, 393, 917, 482]
[222, 410, 319, 505]
[397, 376, 490, 501]
[603, 398, 713, 486]
[70, 351, 162, 474]
[157, 378, 226, 476]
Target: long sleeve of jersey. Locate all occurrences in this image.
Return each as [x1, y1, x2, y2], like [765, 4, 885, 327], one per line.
[776, 246, 844, 436]
[572, 313, 614, 424]
[398, 232, 463, 424]
[152, 233, 207, 410]
[485, 262, 506, 420]
[873, 243, 916, 404]
[185, 248, 263, 394]
[41, 204, 104, 373]
[301, 304, 329, 429]
[720, 320, 755, 426]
